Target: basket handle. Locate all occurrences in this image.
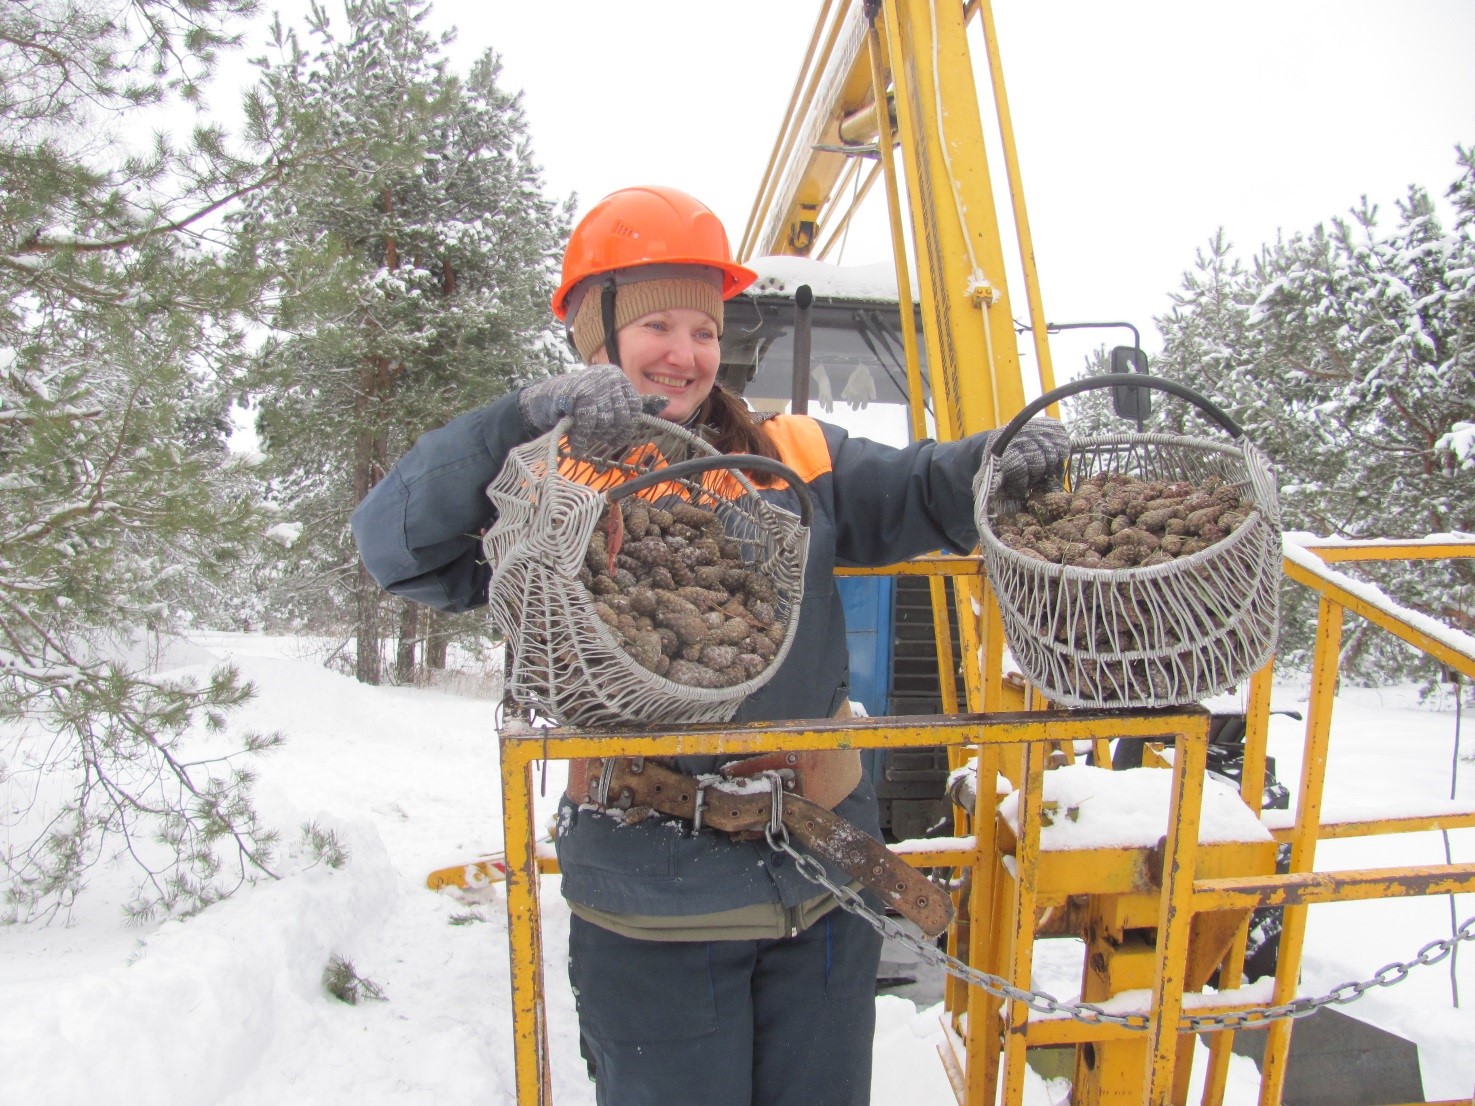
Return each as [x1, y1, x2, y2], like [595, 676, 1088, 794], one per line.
[605, 454, 814, 528]
[989, 374, 1244, 457]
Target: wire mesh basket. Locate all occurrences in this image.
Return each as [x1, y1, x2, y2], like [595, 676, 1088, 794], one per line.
[975, 376, 1282, 709]
[481, 414, 812, 728]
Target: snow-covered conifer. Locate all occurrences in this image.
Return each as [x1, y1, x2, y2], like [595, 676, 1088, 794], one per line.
[240, 0, 570, 684]
[1, 0, 285, 921]
[1140, 153, 1475, 679]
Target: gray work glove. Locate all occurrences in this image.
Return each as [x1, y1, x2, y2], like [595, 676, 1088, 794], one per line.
[1003, 414, 1071, 497]
[517, 364, 668, 456]
[973, 414, 1072, 503]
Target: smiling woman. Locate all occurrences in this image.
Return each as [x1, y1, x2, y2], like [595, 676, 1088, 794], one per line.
[548, 185, 765, 430]
[349, 183, 1071, 1106]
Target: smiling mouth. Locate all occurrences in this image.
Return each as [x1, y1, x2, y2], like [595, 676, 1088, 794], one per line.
[646, 373, 690, 389]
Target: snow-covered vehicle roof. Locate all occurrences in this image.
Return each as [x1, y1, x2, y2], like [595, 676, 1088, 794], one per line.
[743, 255, 918, 304]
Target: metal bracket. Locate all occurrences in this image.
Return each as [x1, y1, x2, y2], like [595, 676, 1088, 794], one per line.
[589, 758, 617, 806]
[690, 783, 707, 836]
[762, 770, 790, 851]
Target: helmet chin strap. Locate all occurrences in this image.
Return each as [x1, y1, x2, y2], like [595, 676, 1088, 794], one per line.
[600, 277, 620, 368]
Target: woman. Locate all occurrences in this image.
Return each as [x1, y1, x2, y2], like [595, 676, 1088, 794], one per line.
[351, 185, 1067, 1106]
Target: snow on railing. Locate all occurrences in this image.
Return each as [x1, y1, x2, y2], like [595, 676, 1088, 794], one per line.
[997, 764, 1273, 849]
[1282, 532, 1475, 666]
[1259, 795, 1475, 833]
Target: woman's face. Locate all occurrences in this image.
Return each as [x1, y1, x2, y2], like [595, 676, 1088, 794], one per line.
[598, 307, 721, 424]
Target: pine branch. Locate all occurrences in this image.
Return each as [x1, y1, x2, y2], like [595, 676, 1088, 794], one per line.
[14, 165, 286, 257]
[0, 405, 106, 425]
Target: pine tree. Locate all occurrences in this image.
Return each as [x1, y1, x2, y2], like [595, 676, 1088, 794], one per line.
[1058, 346, 1117, 434]
[240, 0, 570, 684]
[1137, 152, 1475, 681]
[1244, 223, 1367, 535]
[1, 1, 285, 921]
[1065, 232, 1261, 439]
[1434, 146, 1475, 483]
[1152, 230, 1258, 435]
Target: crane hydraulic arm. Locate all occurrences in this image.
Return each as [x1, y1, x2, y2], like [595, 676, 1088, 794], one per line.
[738, 0, 1055, 438]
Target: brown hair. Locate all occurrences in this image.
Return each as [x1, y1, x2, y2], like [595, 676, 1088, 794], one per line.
[693, 384, 782, 477]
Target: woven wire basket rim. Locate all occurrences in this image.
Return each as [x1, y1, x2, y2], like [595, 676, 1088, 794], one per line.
[975, 428, 1282, 708]
[978, 500, 1273, 583]
[981, 534, 1279, 658]
[978, 430, 1281, 561]
[485, 415, 809, 721]
[535, 413, 774, 497]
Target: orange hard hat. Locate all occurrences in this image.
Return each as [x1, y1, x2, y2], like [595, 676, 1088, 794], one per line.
[551, 186, 757, 320]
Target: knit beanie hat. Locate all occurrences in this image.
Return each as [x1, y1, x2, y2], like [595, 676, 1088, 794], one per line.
[568, 272, 723, 364]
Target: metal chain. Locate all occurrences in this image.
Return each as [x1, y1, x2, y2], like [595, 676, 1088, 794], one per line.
[767, 832, 1150, 1029]
[772, 834, 1475, 1033]
[1180, 913, 1475, 1032]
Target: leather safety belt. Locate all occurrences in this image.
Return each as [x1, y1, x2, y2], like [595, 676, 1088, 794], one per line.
[581, 755, 953, 938]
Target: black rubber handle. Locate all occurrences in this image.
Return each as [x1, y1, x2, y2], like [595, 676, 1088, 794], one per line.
[989, 373, 1244, 457]
[605, 454, 814, 528]
[792, 284, 813, 417]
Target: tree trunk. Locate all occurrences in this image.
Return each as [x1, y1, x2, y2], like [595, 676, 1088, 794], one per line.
[354, 562, 382, 685]
[426, 609, 449, 671]
[351, 192, 406, 686]
[351, 398, 389, 686]
[395, 599, 419, 683]
[1338, 619, 1370, 679]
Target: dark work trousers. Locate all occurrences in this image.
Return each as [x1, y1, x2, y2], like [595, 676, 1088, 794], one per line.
[567, 906, 885, 1106]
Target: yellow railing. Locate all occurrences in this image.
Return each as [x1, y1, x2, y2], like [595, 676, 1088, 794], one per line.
[498, 707, 1215, 1106]
[879, 538, 1475, 1106]
[1224, 539, 1475, 1106]
[496, 538, 1475, 1105]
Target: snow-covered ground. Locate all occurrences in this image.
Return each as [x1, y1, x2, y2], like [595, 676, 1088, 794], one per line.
[2, 633, 1471, 1104]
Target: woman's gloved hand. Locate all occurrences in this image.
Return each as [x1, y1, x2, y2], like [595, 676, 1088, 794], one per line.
[517, 364, 669, 455]
[974, 415, 1072, 502]
[1004, 415, 1071, 496]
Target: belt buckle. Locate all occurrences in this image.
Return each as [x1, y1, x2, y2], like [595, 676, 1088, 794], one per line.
[690, 782, 708, 836]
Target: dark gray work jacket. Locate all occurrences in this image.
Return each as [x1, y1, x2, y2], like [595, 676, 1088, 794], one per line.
[351, 390, 992, 917]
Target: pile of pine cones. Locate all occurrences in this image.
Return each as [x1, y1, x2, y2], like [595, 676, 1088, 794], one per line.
[580, 498, 786, 689]
[992, 472, 1255, 569]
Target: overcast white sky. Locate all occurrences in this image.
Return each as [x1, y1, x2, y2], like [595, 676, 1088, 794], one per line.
[401, 0, 1475, 381]
[210, 2, 1474, 385]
